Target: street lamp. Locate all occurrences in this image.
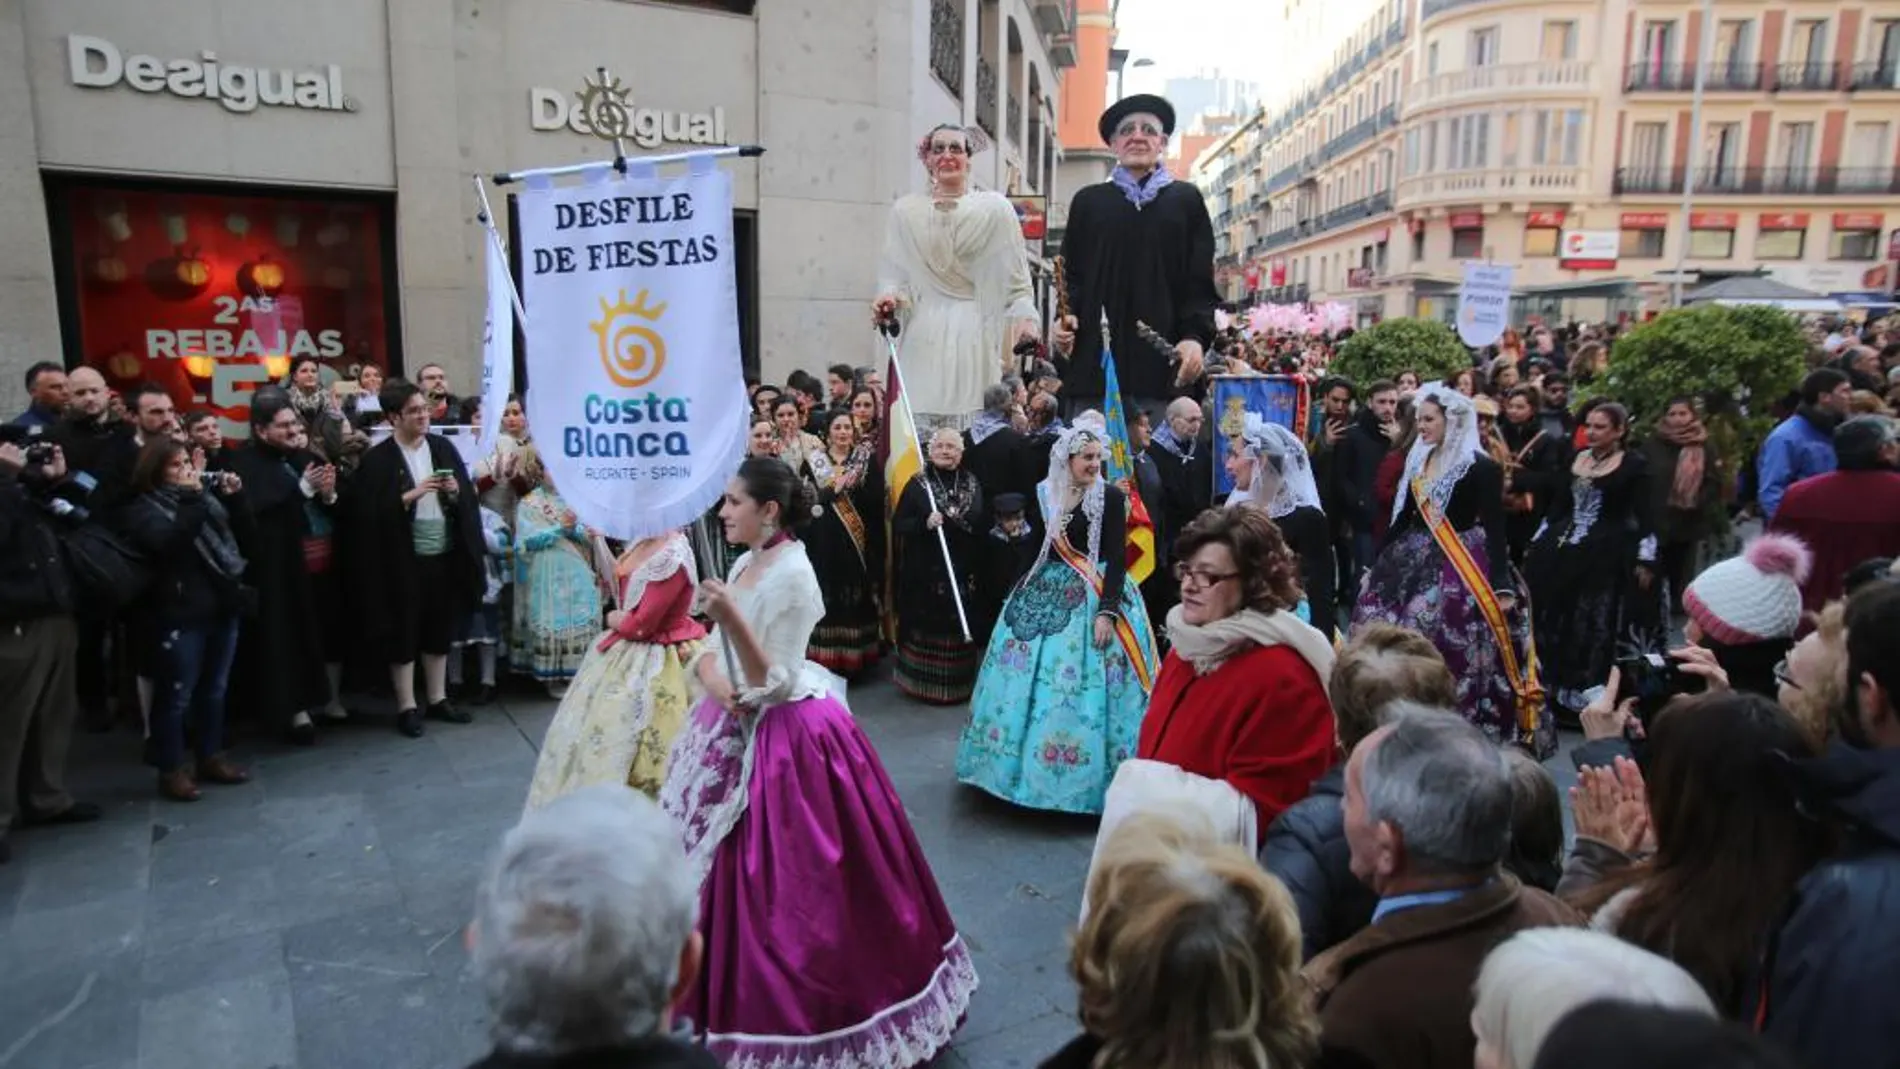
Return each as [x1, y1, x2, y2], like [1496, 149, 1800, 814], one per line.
[1112, 54, 1155, 101]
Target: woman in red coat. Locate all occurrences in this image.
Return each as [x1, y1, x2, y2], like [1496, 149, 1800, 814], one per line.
[1138, 506, 1339, 829]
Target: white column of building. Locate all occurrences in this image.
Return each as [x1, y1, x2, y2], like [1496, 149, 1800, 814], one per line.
[0, 7, 62, 415]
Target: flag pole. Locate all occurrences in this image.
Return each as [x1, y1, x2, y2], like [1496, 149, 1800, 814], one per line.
[688, 512, 746, 696]
[469, 175, 530, 324]
[878, 321, 972, 643]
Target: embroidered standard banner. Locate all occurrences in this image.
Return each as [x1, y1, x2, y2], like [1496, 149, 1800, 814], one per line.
[516, 166, 746, 540]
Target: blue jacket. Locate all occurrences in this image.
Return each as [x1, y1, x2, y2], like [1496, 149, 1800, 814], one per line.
[9, 403, 60, 429]
[1756, 412, 1836, 520]
[1758, 744, 1900, 1066]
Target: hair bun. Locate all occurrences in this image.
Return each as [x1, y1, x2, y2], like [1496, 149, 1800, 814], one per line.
[1742, 533, 1813, 584]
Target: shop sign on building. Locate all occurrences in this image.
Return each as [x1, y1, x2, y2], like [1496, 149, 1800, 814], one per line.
[528, 75, 727, 147]
[1559, 230, 1618, 270]
[67, 35, 353, 114]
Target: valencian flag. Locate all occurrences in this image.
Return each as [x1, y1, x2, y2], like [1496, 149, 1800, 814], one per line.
[1100, 345, 1157, 584]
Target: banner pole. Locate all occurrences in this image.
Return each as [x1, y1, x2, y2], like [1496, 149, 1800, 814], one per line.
[491, 144, 766, 186]
[470, 175, 530, 324]
[689, 513, 747, 693]
[879, 323, 972, 643]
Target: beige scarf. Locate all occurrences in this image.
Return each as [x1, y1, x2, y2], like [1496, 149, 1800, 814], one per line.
[1165, 605, 1336, 695]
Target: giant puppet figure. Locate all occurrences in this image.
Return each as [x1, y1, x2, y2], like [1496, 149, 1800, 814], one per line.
[872, 123, 1040, 428]
[1053, 94, 1221, 420]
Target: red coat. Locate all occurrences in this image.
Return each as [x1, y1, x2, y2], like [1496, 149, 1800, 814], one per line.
[1138, 644, 1338, 827]
[1770, 469, 1900, 613]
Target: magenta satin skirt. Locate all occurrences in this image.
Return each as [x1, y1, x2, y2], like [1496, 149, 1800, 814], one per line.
[671, 694, 976, 1069]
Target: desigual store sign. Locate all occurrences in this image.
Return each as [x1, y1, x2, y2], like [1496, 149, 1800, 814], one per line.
[527, 77, 727, 147]
[65, 34, 355, 114]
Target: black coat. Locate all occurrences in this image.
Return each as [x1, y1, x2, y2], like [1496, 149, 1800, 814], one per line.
[962, 424, 1039, 503]
[113, 488, 247, 628]
[1277, 504, 1336, 639]
[1260, 765, 1378, 961]
[1145, 438, 1212, 555]
[50, 416, 138, 511]
[1335, 410, 1392, 534]
[1760, 744, 1900, 1067]
[1389, 455, 1514, 592]
[1058, 180, 1220, 401]
[225, 440, 331, 721]
[343, 434, 485, 647]
[0, 472, 75, 623]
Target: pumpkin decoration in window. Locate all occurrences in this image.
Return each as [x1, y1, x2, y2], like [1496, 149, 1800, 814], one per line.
[105, 349, 141, 381]
[145, 246, 213, 301]
[86, 253, 129, 289]
[238, 256, 285, 298]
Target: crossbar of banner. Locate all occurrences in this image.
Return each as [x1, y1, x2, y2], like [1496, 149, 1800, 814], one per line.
[491, 143, 765, 186]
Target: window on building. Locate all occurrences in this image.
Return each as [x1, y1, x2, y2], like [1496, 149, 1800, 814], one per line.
[1847, 122, 1891, 170]
[1404, 127, 1420, 174]
[1778, 121, 1816, 171]
[1628, 120, 1669, 177]
[1500, 110, 1521, 168]
[1703, 122, 1743, 188]
[1524, 227, 1561, 256]
[1427, 41, 1440, 76]
[1411, 226, 1426, 262]
[1375, 241, 1389, 273]
[1470, 27, 1501, 67]
[1755, 226, 1805, 259]
[1451, 226, 1484, 259]
[1689, 227, 1736, 258]
[1620, 226, 1667, 258]
[1713, 20, 1754, 82]
[1542, 21, 1578, 61]
[1640, 20, 1677, 79]
[1532, 109, 1585, 165]
[1833, 228, 1881, 260]
[1424, 122, 1439, 171]
[1874, 20, 1900, 86]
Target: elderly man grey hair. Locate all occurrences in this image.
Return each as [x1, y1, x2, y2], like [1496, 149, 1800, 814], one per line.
[471, 785, 704, 1058]
[981, 381, 1014, 415]
[1345, 703, 1513, 890]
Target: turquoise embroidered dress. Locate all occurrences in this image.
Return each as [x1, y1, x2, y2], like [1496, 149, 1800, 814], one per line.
[958, 478, 1158, 815]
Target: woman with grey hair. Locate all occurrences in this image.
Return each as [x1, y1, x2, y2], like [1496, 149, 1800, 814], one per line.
[892, 425, 986, 704]
[467, 785, 718, 1069]
[1471, 928, 1715, 1069]
[959, 420, 1161, 814]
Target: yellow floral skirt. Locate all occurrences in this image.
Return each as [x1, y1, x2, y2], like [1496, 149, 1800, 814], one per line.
[524, 634, 704, 809]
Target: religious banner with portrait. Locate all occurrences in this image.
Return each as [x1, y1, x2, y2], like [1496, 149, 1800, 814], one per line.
[515, 160, 746, 540]
[1210, 374, 1308, 497]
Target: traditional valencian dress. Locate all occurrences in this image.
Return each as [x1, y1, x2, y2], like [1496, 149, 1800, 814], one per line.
[892, 460, 986, 704]
[878, 189, 1038, 426]
[801, 445, 885, 676]
[661, 539, 975, 1069]
[1351, 384, 1554, 758]
[523, 532, 706, 807]
[958, 426, 1161, 815]
[511, 484, 605, 688]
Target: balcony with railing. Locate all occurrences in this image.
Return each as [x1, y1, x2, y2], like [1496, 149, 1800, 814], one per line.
[1777, 62, 1845, 92]
[1266, 162, 1302, 194]
[1397, 167, 1584, 207]
[1007, 92, 1022, 145]
[929, 0, 962, 96]
[1260, 283, 1312, 304]
[1320, 191, 1395, 230]
[1320, 106, 1399, 163]
[1409, 60, 1593, 112]
[1852, 60, 1900, 90]
[1625, 62, 1764, 92]
[1613, 165, 1900, 196]
[975, 59, 998, 136]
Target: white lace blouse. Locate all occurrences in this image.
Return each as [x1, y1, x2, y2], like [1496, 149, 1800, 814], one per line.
[690, 541, 833, 708]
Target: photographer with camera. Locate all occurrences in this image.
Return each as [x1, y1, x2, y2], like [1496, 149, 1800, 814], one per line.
[114, 438, 250, 803]
[0, 437, 100, 864]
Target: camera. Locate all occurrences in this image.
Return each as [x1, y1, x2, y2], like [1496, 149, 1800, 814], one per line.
[200, 470, 224, 490]
[0, 424, 54, 466]
[1615, 651, 1702, 725]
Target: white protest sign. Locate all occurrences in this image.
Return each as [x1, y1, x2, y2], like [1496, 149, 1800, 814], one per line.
[516, 165, 747, 540]
[1457, 262, 1514, 348]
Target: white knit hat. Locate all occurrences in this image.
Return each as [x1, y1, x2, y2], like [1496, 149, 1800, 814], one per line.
[1682, 534, 1813, 645]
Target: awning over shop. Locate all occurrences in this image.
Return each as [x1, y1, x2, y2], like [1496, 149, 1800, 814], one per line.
[1685, 275, 1844, 313]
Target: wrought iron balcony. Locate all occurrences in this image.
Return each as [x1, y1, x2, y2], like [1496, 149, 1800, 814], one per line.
[1007, 92, 1022, 145]
[1266, 163, 1302, 194]
[1776, 62, 1844, 92]
[929, 0, 963, 96]
[1615, 165, 1900, 196]
[975, 59, 998, 136]
[1851, 60, 1900, 90]
[1625, 62, 1765, 92]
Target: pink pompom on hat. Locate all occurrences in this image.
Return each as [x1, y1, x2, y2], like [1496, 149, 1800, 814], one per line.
[1683, 533, 1814, 645]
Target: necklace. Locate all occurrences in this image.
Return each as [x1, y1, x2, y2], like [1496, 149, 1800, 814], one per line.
[1577, 448, 1620, 477]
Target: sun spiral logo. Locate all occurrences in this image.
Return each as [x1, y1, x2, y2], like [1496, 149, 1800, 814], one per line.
[590, 289, 669, 389]
[577, 71, 633, 143]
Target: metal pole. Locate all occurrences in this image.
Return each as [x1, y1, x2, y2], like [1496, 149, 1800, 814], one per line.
[1671, 0, 1716, 308]
[491, 144, 765, 186]
[879, 325, 973, 643]
[469, 175, 530, 324]
[689, 513, 746, 692]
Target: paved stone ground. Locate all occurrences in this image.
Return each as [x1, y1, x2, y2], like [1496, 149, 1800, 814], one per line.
[0, 673, 1581, 1069]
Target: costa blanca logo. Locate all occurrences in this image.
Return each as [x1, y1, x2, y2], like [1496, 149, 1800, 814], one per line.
[590, 289, 668, 389]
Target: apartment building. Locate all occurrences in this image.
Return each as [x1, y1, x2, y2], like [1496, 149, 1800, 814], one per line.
[1196, 0, 1900, 324]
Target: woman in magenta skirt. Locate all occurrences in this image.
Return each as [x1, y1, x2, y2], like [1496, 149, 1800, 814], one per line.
[662, 457, 975, 1068]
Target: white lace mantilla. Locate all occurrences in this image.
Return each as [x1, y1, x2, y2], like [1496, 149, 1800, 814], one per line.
[709, 935, 980, 1069]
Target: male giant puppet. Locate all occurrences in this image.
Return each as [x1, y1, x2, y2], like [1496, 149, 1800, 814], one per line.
[1053, 95, 1221, 420]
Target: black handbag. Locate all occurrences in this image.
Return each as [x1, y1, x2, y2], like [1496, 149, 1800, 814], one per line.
[60, 523, 153, 610]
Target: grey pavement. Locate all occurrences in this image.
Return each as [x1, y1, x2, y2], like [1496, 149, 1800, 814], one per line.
[0, 673, 1582, 1069]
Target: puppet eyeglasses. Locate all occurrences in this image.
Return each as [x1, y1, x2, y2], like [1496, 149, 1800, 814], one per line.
[927, 142, 970, 156]
[1114, 120, 1165, 139]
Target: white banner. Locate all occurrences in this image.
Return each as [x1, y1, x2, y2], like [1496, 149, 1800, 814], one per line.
[1457, 262, 1514, 348]
[478, 228, 515, 446]
[516, 165, 746, 540]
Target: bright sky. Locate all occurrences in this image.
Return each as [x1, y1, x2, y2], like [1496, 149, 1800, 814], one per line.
[1112, 0, 1277, 96]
